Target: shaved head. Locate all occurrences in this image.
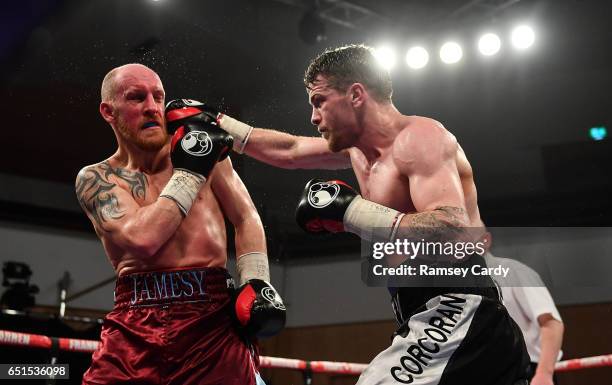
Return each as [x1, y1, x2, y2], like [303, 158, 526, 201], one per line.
[99, 63, 167, 152]
[100, 63, 159, 103]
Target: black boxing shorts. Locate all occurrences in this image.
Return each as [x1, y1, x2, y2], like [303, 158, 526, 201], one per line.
[82, 267, 263, 385]
[356, 293, 530, 385]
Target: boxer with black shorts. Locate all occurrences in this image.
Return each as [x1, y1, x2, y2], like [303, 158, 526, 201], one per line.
[193, 45, 530, 384]
[76, 64, 285, 385]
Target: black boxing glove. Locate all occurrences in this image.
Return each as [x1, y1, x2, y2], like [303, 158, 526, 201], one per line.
[295, 178, 359, 233]
[165, 99, 233, 179]
[166, 98, 221, 129]
[234, 279, 286, 338]
[166, 98, 254, 154]
[296, 178, 406, 241]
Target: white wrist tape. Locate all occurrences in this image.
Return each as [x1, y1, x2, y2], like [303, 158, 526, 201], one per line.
[218, 114, 253, 154]
[343, 196, 405, 242]
[236, 252, 270, 286]
[159, 169, 205, 216]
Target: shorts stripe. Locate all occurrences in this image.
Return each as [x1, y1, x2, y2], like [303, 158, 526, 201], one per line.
[357, 293, 481, 385]
[356, 293, 529, 385]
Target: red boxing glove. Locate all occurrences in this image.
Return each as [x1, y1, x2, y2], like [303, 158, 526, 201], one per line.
[234, 279, 286, 338]
[165, 99, 233, 179]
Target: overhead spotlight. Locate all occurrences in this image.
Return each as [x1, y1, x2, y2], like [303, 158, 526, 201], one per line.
[440, 42, 463, 64]
[374, 45, 397, 70]
[511, 25, 535, 49]
[478, 33, 501, 56]
[406, 46, 429, 70]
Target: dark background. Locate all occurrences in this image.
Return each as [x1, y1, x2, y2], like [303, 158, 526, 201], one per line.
[1, 0, 611, 257]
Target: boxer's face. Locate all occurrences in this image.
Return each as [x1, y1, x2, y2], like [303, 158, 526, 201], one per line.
[111, 66, 168, 151]
[308, 75, 358, 152]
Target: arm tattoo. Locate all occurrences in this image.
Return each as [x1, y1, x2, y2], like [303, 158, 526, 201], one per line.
[76, 167, 124, 229]
[99, 162, 148, 199]
[75, 162, 148, 230]
[400, 206, 468, 242]
[434, 206, 469, 227]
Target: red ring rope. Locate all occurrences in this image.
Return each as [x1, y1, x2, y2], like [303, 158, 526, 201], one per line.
[0, 329, 610, 373]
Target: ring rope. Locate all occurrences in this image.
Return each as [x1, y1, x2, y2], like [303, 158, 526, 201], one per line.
[0, 329, 609, 374]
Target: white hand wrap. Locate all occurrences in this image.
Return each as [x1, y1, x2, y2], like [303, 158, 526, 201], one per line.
[343, 196, 405, 242]
[159, 169, 205, 216]
[218, 114, 253, 154]
[236, 252, 270, 286]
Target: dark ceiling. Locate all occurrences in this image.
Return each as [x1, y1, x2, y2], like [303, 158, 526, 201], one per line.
[1, 0, 611, 253]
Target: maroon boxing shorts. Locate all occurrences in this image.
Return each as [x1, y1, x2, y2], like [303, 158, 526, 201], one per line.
[82, 267, 260, 385]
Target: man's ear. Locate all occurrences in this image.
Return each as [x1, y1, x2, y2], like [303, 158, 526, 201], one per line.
[99, 102, 114, 124]
[348, 83, 366, 108]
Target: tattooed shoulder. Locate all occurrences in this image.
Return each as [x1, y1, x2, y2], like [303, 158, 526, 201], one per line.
[75, 163, 125, 230]
[98, 161, 148, 200]
[75, 162, 149, 230]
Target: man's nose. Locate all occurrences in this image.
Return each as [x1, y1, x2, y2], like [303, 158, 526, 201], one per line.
[143, 94, 161, 115]
[310, 108, 321, 126]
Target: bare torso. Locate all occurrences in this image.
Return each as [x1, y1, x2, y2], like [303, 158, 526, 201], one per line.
[348, 115, 482, 226]
[95, 157, 228, 276]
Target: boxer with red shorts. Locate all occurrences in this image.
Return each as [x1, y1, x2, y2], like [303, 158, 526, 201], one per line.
[85, 268, 261, 385]
[76, 64, 285, 384]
